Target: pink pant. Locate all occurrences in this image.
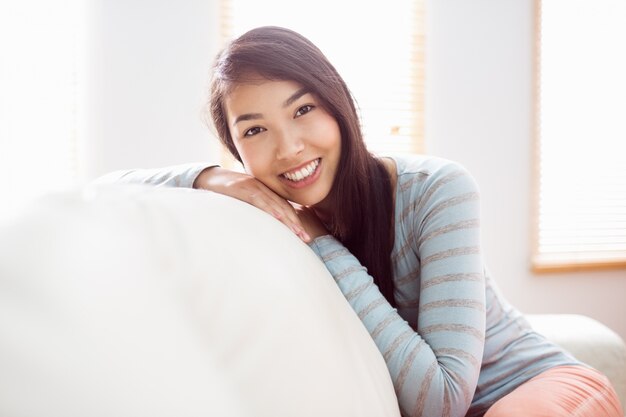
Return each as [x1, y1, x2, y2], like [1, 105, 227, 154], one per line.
[485, 365, 623, 417]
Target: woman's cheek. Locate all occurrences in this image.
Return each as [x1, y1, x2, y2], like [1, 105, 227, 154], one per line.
[242, 155, 272, 181]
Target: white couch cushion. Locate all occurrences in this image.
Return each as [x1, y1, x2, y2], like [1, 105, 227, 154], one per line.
[0, 185, 400, 417]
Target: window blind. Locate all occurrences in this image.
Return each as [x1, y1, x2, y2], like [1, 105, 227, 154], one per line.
[218, 0, 424, 162]
[533, 0, 626, 271]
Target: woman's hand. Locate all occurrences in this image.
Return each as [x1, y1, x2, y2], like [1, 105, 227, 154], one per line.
[291, 204, 330, 241]
[194, 166, 311, 242]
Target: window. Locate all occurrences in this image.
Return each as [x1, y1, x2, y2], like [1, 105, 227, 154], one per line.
[533, 0, 626, 271]
[218, 0, 425, 167]
[0, 1, 83, 218]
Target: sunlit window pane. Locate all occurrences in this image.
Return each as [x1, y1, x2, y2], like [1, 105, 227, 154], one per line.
[535, 0, 626, 269]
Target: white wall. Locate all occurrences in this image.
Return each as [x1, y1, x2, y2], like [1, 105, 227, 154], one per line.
[82, 0, 221, 179]
[425, 0, 626, 340]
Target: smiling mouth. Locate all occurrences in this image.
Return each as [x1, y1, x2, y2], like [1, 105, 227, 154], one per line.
[281, 158, 321, 182]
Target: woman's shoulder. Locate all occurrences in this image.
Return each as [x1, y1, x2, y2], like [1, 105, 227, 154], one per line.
[382, 153, 478, 194]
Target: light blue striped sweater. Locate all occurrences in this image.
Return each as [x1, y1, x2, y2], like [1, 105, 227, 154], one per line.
[308, 155, 580, 416]
[101, 154, 580, 417]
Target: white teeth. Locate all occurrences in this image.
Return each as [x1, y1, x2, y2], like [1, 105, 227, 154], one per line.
[283, 158, 320, 182]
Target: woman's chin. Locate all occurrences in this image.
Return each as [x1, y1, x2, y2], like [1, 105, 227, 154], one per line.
[274, 184, 332, 209]
[287, 196, 316, 208]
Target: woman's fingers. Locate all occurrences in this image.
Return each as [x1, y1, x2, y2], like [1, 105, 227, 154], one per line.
[253, 189, 311, 242]
[199, 167, 310, 242]
[291, 205, 329, 240]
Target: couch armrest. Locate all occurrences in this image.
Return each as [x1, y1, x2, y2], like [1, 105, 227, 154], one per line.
[526, 313, 626, 411]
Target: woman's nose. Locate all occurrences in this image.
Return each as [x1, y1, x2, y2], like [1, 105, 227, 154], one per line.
[275, 129, 305, 160]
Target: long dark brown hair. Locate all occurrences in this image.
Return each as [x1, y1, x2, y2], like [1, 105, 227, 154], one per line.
[208, 26, 396, 306]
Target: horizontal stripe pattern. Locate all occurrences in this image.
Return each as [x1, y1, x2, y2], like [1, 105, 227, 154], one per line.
[421, 323, 484, 341]
[372, 315, 402, 340]
[419, 298, 485, 313]
[413, 361, 438, 416]
[416, 219, 480, 248]
[358, 297, 387, 320]
[396, 339, 425, 395]
[383, 329, 415, 362]
[421, 272, 484, 290]
[421, 246, 481, 268]
[392, 218, 479, 266]
[335, 265, 367, 281]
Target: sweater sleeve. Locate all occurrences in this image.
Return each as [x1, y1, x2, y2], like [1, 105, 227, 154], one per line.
[308, 164, 486, 417]
[92, 163, 216, 188]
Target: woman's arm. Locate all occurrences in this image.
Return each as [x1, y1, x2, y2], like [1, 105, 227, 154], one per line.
[307, 163, 486, 417]
[94, 164, 310, 242]
[94, 163, 213, 188]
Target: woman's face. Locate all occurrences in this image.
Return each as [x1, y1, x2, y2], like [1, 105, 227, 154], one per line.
[224, 78, 342, 207]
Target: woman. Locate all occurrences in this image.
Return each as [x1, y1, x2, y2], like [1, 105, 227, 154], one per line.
[108, 26, 623, 417]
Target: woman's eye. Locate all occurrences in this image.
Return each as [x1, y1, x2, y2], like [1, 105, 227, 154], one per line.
[295, 104, 314, 117]
[244, 126, 265, 137]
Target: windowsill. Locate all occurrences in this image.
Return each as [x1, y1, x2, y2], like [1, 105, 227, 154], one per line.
[531, 257, 626, 274]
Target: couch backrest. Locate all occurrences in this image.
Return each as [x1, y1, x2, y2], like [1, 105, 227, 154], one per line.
[0, 185, 400, 417]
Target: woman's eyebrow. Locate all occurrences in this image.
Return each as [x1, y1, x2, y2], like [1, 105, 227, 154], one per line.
[233, 112, 263, 126]
[282, 88, 310, 108]
[232, 88, 311, 126]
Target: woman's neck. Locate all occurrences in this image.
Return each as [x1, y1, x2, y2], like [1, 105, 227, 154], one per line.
[379, 157, 398, 194]
[311, 199, 333, 227]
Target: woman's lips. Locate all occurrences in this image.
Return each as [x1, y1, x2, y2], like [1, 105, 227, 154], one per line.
[279, 158, 322, 189]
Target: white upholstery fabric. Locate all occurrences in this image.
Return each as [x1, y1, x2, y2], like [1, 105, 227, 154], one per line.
[0, 185, 400, 417]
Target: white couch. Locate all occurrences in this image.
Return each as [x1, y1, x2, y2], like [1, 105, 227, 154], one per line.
[0, 185, 624, 415]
